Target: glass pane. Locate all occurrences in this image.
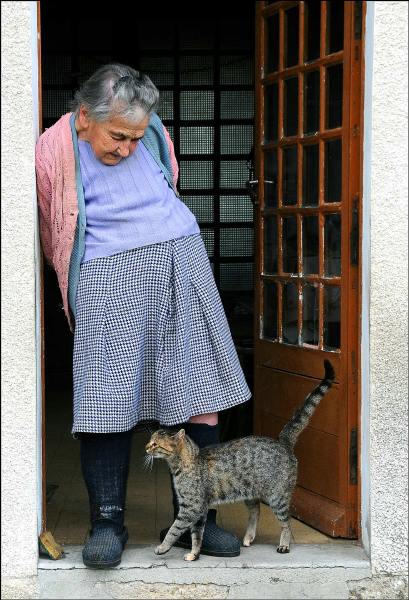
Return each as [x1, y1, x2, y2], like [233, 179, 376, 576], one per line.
[284, 77, 298, 137]
[285, 6, 299, 68]
[158, 90, 174, 120]
[221, 91, 254, 119]
[325, 139, 342, 202]
[264, 84, 278, 143]
[179, 160, 213, 189]
[304, 70, 320, 134]
[302, 216, 319, 274]
[302, 144, 319, 206]
[43, 90, 73, 119]
[282, 146, 298, 205]
[180, 56, 213, 85]
[183, 196, 213, 222]
[326, 1, 344, 54]
[220, 195, 253, 222]
[180, 127, 214, 154]
[44, 54, 72, 85]
[325, 213, 342, 276]
[283, 282, 298, 344]
[180, 91, 214, 120]
[326, 64, 343, 129]
[282, 216, 298, 273]
[265, 12, 279, 73]
[139, 56, 174, 86]
[220, 263, 253, 291]
[201, 228, 214, 257]
[220, 55, 253, 85]
[221, 125, 253, 155]
[324, 286, 341, 350]
[263, 216, 278, 274]
[263, 281, 278, 340]
[264, 149, 278, 208]
[220, 228, 253, 257]
[220, 160, 247, 188]
[302, 283, 319, 345]
[304, 0, 321, 62]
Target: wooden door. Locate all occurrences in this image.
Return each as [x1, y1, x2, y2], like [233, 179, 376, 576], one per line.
[253, 1, 363, 538]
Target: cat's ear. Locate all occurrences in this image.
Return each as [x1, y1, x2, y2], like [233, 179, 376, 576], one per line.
[175, 429, 185, 441]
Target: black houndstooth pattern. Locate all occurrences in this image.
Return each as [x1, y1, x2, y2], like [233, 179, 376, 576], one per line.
[72, 234, 251, 433]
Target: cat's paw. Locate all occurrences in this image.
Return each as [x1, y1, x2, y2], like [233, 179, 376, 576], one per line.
[276, 544, 290, 553]
[243, 534, 255, 547]
[154, 543, 169, 555]
[184, 552, 199, 561]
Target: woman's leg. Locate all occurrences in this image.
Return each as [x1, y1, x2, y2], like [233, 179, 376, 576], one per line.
[187, 412, 218, 426]
[80, 430, 133, 568]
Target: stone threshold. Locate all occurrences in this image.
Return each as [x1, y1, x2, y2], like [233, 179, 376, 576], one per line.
[28, 545, 380, 599]
[38, 542, 371, 575]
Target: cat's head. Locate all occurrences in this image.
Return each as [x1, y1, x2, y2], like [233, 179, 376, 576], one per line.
[145, 428, 188, 461]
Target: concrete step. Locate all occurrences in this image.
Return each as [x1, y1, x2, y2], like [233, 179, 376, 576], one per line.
[36, 543, 373, 599]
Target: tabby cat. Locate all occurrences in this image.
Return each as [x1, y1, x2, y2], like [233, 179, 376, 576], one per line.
[146, 359, 334, 561]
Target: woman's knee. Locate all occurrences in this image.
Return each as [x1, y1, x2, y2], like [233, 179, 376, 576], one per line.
[187, 412, 218, 426]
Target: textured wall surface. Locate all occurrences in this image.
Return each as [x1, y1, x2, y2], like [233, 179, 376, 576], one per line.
[1, 1, 40, 578]
[367, 1, 408, 574]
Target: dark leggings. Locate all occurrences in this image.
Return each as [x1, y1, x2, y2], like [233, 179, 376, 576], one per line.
[79, 431, 133, 522]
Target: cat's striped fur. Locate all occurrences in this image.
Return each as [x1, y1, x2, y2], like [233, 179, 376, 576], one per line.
[146, 360, 335, 561]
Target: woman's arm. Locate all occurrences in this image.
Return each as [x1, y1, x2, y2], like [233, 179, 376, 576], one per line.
[162, 125, 179, 192]
[35, 138, 54, 267]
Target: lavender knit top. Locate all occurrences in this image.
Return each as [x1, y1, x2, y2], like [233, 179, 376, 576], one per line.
[78, 139, 199, 263]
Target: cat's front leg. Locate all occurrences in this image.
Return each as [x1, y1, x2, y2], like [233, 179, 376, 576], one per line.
[243, 499, 260, 547]
[154, 511, 202, 556]
[184, 516, 206, 561]
[154, 543, 170, 555]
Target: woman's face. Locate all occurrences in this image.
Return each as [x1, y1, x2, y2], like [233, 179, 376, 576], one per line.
[75, 106, 150, 165]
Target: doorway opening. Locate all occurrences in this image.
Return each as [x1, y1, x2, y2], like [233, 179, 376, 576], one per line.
[41, 0, 345, 547]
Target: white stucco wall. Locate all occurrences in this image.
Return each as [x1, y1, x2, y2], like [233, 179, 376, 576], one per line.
[1, 1, 41, 579]
[364, 0, 408, 575]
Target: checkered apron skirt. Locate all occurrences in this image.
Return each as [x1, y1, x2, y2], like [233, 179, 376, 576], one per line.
[72, 233, 251, 433]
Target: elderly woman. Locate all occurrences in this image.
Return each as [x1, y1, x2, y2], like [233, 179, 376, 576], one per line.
[35, 63, 251, 568]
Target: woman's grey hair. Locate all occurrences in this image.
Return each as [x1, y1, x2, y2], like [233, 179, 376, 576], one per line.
[71, 63, 160, 123]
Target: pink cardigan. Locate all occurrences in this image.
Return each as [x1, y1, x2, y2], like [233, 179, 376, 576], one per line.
[35, 113, 178, 332]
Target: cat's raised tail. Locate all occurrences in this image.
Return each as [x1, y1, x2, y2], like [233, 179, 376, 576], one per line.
[278, 360, 335, 448]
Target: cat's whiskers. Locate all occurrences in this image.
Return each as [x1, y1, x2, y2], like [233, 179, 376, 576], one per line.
[143, 452, 154, 472]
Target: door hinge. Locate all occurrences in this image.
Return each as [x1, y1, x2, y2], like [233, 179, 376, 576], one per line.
[349, 427, 358, 485]
[354, 1, 363, 40]
[350, 196, 359, 266]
